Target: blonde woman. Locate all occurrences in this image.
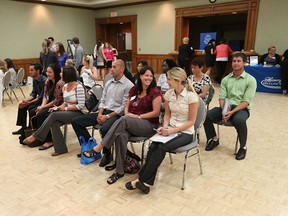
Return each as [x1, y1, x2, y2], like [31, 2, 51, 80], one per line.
[125, 67, 199, 194]
[80, 55, 99, 88]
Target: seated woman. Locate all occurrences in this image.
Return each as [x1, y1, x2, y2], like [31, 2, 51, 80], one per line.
[4, 58, 17, 87]
[188, 57, 211, 103]
[83, 65, 162, 185]
[157, 59, 178, 94]
[35, 63, 64, 150]
[259, 46, 281, 66]
[125, 67, 199, 194]
[80, 55, 99, 88]
[23, 66, 87, 156]
[133, 60, 148, 84]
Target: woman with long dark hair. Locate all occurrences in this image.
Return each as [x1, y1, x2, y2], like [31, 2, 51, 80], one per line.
[4, 58, 18, 87]
[83, 65, 162, 185]
[34, 63, 64, 150]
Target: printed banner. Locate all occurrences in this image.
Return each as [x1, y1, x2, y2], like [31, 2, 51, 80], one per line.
[200, 32, 216, 50]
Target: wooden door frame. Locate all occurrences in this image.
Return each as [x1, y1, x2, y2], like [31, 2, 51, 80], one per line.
[95, 15, 137, 72]
[174, 0, 259, 51]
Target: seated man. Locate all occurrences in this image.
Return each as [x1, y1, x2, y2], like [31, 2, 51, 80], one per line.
[203, 52, 257, 160]
[71, 59, 134, 167]
[12, 63, 47, 135]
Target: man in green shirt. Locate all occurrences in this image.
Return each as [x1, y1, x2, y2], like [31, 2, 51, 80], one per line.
[204, 52, 257, 160]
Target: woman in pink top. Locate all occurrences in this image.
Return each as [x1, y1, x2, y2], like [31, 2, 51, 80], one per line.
[102, 42, 114, 75]
[215, 38, 233, 84]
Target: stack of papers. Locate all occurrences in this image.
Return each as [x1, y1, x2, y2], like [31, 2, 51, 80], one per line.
[149, 133, 178, 143]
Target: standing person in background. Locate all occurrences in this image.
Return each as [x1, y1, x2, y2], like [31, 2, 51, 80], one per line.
[55, 42, 69, 68]
[40, 39, 59, 76]
[280, 48, 288, 95]
[0, 59, 7, 103]
[215, 38, 233, 84]
[178, 37, 194, 77]
[4, 58, 18, 87]
[93, 39, 105, 80]
[12, 63, 47, 135]
[204, 39, 216, 77]
[48, 37, 57, 52]
[72, 37, 85, 71]
[102, 42, 115, 76]
[111, 44, 119, 61]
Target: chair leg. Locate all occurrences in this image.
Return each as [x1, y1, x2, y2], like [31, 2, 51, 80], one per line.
[63, 124, 68, 144]
[169, 153, 173, 164]
[11, 89, 19, 102]
[5, 91, 13, 104]
[197, 149, 203, 174]
[181, 152, 189, 190]
[19, 87, 26, 98]
[234, 135, 239, 155]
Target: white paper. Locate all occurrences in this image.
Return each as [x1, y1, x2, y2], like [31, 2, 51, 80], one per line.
[222, 98, 231, 116]
[149, 133, 178, 143]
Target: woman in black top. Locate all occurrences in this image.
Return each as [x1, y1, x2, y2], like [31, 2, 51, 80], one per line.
[204, 39, 216, 76]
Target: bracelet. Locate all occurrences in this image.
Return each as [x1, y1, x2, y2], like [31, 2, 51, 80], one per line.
[64, 107, 68, 111]
[138, 115, 141, 119]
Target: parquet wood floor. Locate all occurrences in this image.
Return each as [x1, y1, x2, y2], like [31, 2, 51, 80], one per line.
[1, 84, 288, 216]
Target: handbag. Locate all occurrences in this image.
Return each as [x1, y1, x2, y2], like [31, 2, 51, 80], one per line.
[79, 136, 102, 165]
[124, 150, 141, 174]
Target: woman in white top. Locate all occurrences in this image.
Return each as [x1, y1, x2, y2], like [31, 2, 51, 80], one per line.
[80, 55, 99, 88]
[188, 57, 211, 103]
[0, 59, 7, 104]
[125, 67, 199, 194]
[4, 58, 17, 87]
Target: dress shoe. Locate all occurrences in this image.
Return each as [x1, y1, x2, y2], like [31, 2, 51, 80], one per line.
[39, 143, 54, 150]
[105, 162, 116, 171]
[27, 140, 43, 148]
[205, 139, 219, 151]
[235, 148, 246, 160]
[136, 181, 150, 194]
[125, 181, 136, 190]
[12, 128, 24, 135]
[51, 151, 68, 156]
[99, 154, 111, 167]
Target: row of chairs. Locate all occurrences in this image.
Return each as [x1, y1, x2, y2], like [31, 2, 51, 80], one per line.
[2, 68, 26, 106]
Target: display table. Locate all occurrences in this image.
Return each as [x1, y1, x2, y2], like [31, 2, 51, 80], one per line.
[244, 65, 281, 93]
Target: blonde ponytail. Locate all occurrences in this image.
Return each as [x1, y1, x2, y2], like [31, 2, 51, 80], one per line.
[167, 67, 196, 93]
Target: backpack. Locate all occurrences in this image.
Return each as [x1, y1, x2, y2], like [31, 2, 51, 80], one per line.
[77, 81, 101, 112]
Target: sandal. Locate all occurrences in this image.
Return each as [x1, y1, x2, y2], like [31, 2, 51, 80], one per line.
[107, 173, 124, 185]
[136, 181, 150, 194]
[83, 148, 99, 158]
[125, 181, 136, 190]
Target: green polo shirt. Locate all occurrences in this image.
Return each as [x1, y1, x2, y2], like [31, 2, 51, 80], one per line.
[219, 70, 257, 110]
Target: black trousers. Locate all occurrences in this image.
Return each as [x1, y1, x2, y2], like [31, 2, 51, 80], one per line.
[16, 102, 41, 128]
[203, 107, 250, 148]
[178, 58, 191, 77]
[215, 61, 228, 83]
[280, 60, 288, 91]
[71, 109, 120, 155]
[138, 133, 193, 186]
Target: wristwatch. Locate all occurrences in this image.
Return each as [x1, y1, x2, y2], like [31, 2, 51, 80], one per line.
[106, 114, 110, 119]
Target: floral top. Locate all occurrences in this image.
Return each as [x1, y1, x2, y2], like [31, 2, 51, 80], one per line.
[44, 79, 65, 106]
[128, 86, 161, 125]
[188, 74, 211, 103]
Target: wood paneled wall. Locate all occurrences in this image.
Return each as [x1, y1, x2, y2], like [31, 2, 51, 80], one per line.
[13, 58, 39, 79]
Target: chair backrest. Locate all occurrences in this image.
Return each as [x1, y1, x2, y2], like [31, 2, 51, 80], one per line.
[3, 71, 11, 88]
[17, 68, 25, 84]
[90, 83, 103, 100]
[194, 97, 207, 130]
[206, 84, 215, 110]
[103, 73, 113, 87]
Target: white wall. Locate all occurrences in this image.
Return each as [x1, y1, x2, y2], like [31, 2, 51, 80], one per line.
[0, 0, 96, 59]
[1, 0, 287, 59]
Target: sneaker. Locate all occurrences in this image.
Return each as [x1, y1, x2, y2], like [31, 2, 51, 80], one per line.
[235, 148, 246, 160]
[205, 139, 219, 151]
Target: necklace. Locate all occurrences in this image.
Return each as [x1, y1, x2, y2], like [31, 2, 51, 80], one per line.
[132, 96, 142, 107]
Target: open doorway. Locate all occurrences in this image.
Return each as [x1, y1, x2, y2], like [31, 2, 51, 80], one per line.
[95, 15, 137, 73]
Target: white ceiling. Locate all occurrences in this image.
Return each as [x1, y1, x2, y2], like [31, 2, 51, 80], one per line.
[28, 0, 167, 9]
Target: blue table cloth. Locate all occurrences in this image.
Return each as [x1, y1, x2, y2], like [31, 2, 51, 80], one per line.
[244, 65, 281, 93]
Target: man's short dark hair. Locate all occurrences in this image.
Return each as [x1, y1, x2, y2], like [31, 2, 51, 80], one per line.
[232, 52, 247, 62]
[62, 66, 78, 83]
[72, 37, 79, 45]
[30, 63, 42, 74]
